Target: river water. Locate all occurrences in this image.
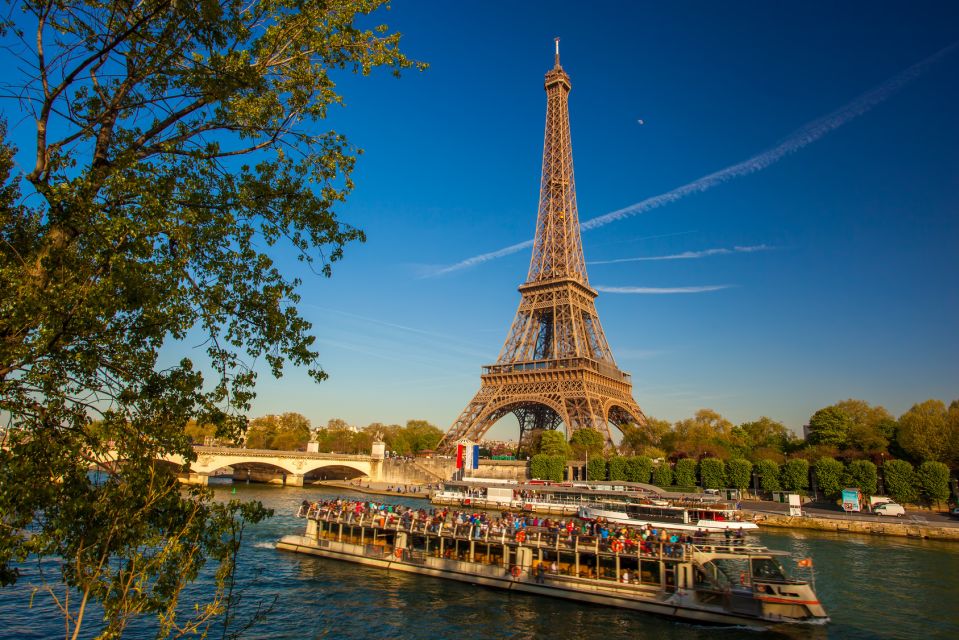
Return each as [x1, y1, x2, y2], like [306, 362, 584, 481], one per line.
[2, 483, 957, 639]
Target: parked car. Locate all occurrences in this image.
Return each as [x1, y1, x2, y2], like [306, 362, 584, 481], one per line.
[874, 502, 906, 517]
[951, 506, 959, 518]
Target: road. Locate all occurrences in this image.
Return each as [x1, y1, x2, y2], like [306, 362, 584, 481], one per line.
[740, 499, 959, 528]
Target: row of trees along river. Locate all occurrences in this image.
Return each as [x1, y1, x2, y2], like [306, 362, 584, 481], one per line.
[188, 396, 958, 506]
[528, 398, 958, 507]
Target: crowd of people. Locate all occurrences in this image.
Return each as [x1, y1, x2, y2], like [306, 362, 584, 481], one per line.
[299, 498, 750, 559]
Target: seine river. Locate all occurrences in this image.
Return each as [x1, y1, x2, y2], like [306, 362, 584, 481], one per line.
[2, 484, 957, 639]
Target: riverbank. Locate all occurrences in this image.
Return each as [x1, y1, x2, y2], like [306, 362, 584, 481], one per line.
[314, 480, 429, 499]
[750, 511, 959, 541]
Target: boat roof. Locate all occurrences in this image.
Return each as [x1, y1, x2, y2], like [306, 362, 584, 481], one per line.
[445, 479, 730, 505]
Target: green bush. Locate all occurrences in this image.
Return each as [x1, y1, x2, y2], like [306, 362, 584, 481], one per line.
[625, 456, 653, 483]
[530, 454, 565, 482]
[915, 460, 950, 504]
[813, 457, 845, 498]
[781, 459, 810, 492]
[883, 459, 918, 504]
[845, 460, 878, 497]
[653, 463, 673, 487]
[756, 459, 781, 492]
[699, 458, 726, 490]
[674, 458, 697, 487]
[607, 456, 628, 481]
[587, 457, 607, 481]
[726, 458, 752, 491]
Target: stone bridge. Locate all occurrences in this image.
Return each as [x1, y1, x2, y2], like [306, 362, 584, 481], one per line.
[166, 446, 380, 486]
[99, 446, 529, 487]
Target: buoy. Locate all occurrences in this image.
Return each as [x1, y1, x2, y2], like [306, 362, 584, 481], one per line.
[510, 565, 521, 578]
[395, 548, 404, 559]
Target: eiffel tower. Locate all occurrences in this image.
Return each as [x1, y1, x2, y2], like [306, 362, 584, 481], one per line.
[438, 40, 647, 454]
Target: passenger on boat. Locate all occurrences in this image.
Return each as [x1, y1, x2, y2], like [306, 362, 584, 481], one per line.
[535, 563, 546, 584]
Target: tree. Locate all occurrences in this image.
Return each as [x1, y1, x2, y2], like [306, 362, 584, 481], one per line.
[780, 459, 810, 492]
[386, 420, 444, 456]
[663, 409, 736, 458]
[586, 457, 607, 481]
[949, 401, 959, 471]
[834, 399, 893, 454]
[736, 416, 790, 454]
[247, 412, 311, 450]
[806, 406, 853, 448]
[673, 458, 697, 487]
[897, 400, 950, 464]
[756, 459, 781, 492]
[915, 461, 950, 505]
[184, 420, 217, 445]
[530, 455, 565, 482]
[401, 420, 444, 454]
[619, 417, 669, 455]
[726, 458, 753, 492]
[883, 460, 918, 504]
[813, 457, 845, 499]
[625, 456, 653, 483]
[845, 460, 878, 497]
[0, 1, 421, 634]
[652, 463, 673, 487]
[699, 458, 726, 490]
[569, 427, 605, 460]
[608, 456, 628, 481]
[245, 415, 280, 449]
[538, 429, 570, 458]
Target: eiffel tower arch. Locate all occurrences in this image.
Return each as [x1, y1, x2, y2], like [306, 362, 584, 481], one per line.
[437, 40, 647, 454]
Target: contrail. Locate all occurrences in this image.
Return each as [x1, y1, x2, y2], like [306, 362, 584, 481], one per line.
[429, 41, 957, 276]
[426, 238, 534, 277]
[588, 244, 772, 265]
[595, 285, 733, 294]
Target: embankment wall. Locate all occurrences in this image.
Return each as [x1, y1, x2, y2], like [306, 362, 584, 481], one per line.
[754, 513, 959, 541]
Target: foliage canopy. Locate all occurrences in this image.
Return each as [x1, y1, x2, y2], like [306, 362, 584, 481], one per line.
[0, 0, 422, 635]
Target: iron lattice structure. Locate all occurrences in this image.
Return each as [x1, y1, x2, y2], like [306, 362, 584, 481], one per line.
[438, 42, 647, 454]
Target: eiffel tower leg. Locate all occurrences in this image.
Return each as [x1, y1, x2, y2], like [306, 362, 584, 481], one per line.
[436, 393, 491, 453]
[564, 396, 616, 450]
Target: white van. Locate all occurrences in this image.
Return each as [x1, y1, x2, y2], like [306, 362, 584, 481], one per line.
[873, 502, 905, 517]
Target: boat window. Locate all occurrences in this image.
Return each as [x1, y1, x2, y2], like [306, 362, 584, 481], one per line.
[639, 560, 660, 585]
[751, 557, 787, 581]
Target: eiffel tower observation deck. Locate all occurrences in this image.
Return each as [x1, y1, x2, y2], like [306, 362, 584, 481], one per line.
[438, 40, 647, 455]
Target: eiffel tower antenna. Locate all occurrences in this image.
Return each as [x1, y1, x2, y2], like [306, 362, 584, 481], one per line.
[437, 42, 647, 455]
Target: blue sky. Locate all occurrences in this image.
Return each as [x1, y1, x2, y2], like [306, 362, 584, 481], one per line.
[6, 1, 959, 438]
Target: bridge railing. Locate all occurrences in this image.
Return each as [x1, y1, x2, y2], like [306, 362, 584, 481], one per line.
[193, 445, 371, 460]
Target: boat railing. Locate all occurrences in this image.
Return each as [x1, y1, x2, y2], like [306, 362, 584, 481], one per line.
[308, 509, 765, 562]
[690, 542, 769, 555]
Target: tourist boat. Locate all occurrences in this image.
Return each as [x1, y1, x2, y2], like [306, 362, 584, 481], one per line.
[277, 501, 828, 628]
[432, 479, 755, 533]
[578, 502, 760, 534]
